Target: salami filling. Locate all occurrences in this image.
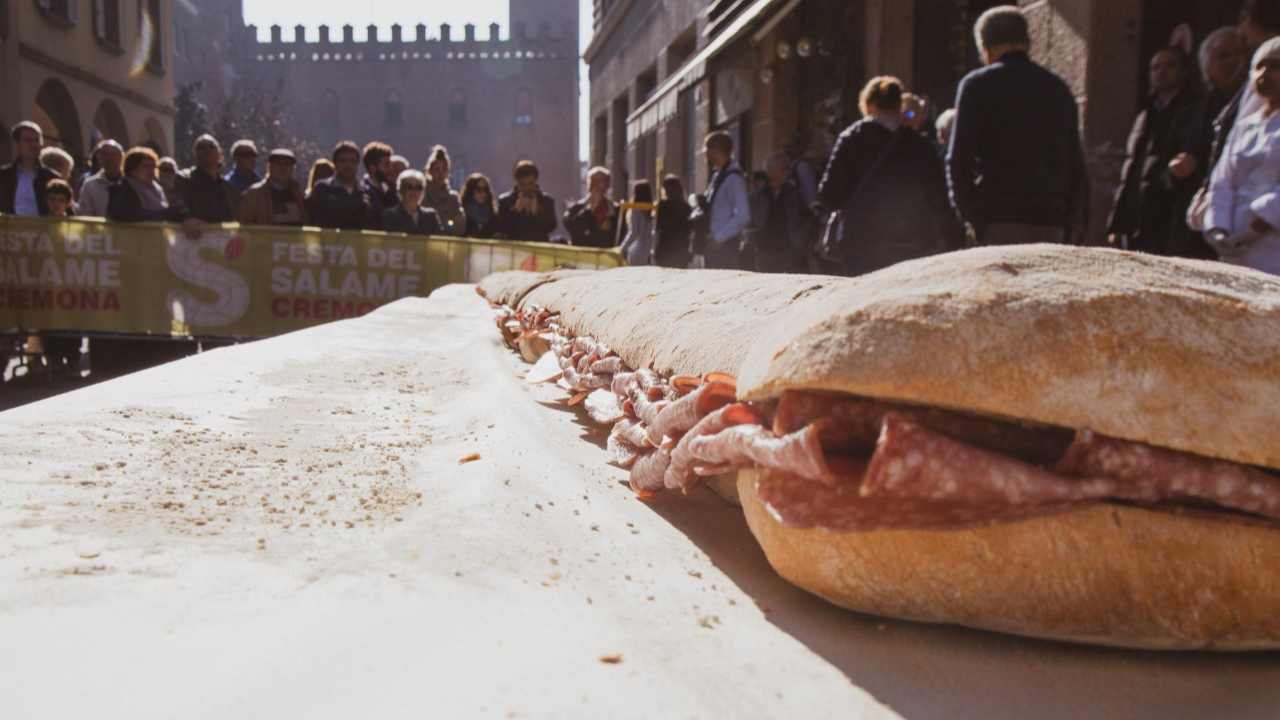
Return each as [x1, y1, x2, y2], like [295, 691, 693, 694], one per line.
[494, 303, 1280, 532]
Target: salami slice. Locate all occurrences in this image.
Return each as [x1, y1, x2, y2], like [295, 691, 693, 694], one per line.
[630, 449, 672, 493]
[526, 351, 564, 384]
[664, 403, 762, 490]
[585, 389, 626, 425]
[590, 356, 625, 376]
[646, 381, 736, 446]
[688, 422, 834, 485]
[863, 414, 1119, 506]
[773, 391, 1073, 465]
[1056, 431, 1280, 521]
[755, 469, 1087, 532]
[608, 423, 642, 469]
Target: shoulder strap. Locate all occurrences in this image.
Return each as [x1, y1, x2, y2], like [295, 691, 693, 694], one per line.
[846, 131, 905, 211]
[709, 168, 744, 205]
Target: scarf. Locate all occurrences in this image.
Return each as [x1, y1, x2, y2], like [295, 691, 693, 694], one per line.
[466, 199, 493, 226]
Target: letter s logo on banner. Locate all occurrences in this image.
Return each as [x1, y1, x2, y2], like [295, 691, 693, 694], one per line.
[166, 232, 251, 329]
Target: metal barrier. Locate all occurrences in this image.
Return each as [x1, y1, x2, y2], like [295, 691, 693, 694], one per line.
[0, 215, 623, 340]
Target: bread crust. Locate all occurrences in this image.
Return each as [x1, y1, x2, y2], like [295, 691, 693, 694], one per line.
[739, 469, 1280, 650]
[515, 267, 840, 377]
[737, 245, 1280, 470]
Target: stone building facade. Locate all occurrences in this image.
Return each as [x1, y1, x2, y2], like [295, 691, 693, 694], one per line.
[0, 0, 175, 167]
[174, 0, 581, 220]
[586, 0, 1248, 243]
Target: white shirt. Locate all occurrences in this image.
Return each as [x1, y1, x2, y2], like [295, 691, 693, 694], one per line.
[1206, 106, 1280, 274]
[77, 171, 118, 217]
[13, 166, 39, 216]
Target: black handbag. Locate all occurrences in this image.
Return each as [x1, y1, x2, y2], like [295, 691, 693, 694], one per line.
[817, 131, 905, 263]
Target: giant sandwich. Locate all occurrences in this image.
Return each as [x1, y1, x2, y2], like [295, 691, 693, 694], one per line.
[479, 245, 1280, 650]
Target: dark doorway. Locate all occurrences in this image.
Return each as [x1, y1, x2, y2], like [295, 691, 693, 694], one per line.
[912, 0, 1007, 119]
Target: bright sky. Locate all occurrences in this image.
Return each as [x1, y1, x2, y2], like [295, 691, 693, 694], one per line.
[241, 0, 593, 160]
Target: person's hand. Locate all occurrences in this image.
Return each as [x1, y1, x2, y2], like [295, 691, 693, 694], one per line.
[1251, 215, 1273, 234]
[1169, 153, 1198, 180]
[964, 223, 978, 248]
[1107, 233, 1122, 247]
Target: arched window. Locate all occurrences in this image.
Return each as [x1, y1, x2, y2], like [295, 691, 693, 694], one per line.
[385, 89, 403, 127]
[33, 78, 84, 161]
[448, 88, 467, 129]
[514, 87, 534, 127]
[92, 98, 130, 147]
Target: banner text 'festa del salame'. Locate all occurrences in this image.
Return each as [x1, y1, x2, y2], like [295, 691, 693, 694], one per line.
[0, 216, 622, 339]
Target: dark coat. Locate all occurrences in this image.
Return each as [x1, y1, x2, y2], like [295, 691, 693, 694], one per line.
[819, 119, 961, 276]
[0, 162, 59, 215]
[946, 51, 1088, 235]
[177, 167, 239, 223]
[305, 177, 380, 230]
[363, 176, 399, 214]
[564, 197, 620, 247]
[495, 188, 558, 242]
[749, 180, 805, 255]
[106, 181, 189, 223]
[653, 198, 692, 268]
[1106, 90, 1200, 255]
[381, 205, 442, 236]
[464, 202, 498, 238]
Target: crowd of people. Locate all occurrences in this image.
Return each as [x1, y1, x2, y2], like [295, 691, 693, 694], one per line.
[5, 3, 1280, 282]
[0, 123, 565, 246]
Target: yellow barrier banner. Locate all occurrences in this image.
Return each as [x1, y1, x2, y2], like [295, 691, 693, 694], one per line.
[0, 215, 623, 339]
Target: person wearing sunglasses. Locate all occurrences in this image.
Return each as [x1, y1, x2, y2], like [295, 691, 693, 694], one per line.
[381, 169, 442, 236]
[462, 173, 498, 238]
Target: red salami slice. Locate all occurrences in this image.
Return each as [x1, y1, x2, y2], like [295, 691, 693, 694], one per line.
[591, 356, 625, 375]
[755, 469, 1088, 532]
[688, 422, 834, 485]
[773, 392, 1072, 465]
[611, 418, 651, 450]
[1056, 431, 1280, 521]
[664, 403, 762, 490]
[646, 381, 736, 446]
[863, 414, 1119, 507]
[630, 448, 672, 493]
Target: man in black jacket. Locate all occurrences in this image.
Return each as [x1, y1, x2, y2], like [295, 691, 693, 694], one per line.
[946, 5, 1088, 245]
[1106, 47, 1199, 256]
[306, 141, 380, 231]
[496, 161, 558, 242]
[177, 134, 239, 223]
[563, 167, 619, 247]
[0, 121, 59, 216]
[361, 141, 398, 216]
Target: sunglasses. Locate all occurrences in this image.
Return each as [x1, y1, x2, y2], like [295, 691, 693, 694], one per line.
[403, 184, 425, 192]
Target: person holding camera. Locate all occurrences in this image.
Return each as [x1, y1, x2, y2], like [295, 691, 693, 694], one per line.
[496, 160, 559, 243]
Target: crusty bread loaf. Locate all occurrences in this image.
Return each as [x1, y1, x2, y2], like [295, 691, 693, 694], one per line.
[738, 244, 1280, 470]
[739, 469, 1280, 650]
[480, 266, 841, 378]
[482, 250, 1280, 649]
